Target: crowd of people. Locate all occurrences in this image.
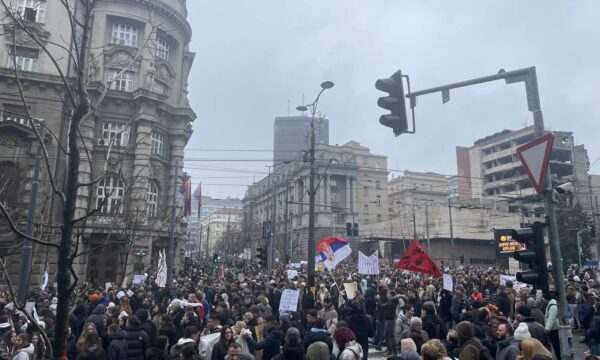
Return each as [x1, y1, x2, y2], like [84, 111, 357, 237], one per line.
[1, 257, 600, 360]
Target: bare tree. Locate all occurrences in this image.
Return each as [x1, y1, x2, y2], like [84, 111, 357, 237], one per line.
[0, 1, 188, 357]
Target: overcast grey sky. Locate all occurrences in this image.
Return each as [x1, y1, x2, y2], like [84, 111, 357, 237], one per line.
[184, 1, 600, 199]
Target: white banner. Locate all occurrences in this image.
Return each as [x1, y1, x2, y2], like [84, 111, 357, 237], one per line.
[499, 274, 528, 290]
[344, 282, 358, 299]
[279, 289, 299, 312]
[358, 250, 380, 275]
[155, 249, 167, 288]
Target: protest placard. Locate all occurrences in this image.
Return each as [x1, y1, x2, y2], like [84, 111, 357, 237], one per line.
[279, 289, 299, 312]
[287, 270, 298, 279]
[343, 282, 358, 299]
[443, 274, 453, 291]
[133, 275, 145, 284]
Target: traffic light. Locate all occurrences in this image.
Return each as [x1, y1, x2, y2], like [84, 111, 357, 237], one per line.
[375, 70, 408, 136]
[512, 222, 549, 294]
[353, 223, 359, 237]
[346, 223, 352, 236]
[256, 246, 267, 268]
[459, 255, 465, 265]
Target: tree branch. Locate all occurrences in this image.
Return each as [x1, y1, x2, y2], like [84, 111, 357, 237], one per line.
[0, 202, 59, 249]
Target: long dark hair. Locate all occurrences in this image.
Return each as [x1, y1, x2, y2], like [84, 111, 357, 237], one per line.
[219, 325, 234, 347]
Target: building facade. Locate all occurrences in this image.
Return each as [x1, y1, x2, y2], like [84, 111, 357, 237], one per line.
[456, 126, 591, 214]
[273, 116, 329, 165]
[244, 141, 388, 262]
[199, 208, 243, 256]
[0, 0, 195, 289]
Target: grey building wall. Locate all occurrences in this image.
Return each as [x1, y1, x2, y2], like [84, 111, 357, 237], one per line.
[273, 116, 329, 164]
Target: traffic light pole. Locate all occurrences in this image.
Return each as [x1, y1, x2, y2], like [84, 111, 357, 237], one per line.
[407, 67, 570, 358]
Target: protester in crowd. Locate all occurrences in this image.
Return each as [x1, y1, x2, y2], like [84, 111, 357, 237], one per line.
[420, 339, 451, 360]
[244, 315, 284, 360]
[106, 323, 128, 360]
[146, 335, 170, 360]
[392, 338, 420, 360]
[171, 326, 198, 360]
[344, 301, 371, 360]
[305, 341, 329, 360]
[303, 318, 332, 353]
[123, 316, 149, 360]
[211, 326, 236, 360]
[76, 323, 106, 360]
[544, 296, 560, 358]
[494, 322, 519, 360]
[514, 306, 550, 350]
[455, 321, 488, 360]
[272, 328, 304, 360]
[518, 338, 554, 360]
[332, 326, 362, 360]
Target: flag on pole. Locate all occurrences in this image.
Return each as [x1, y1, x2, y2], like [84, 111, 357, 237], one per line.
[396, 240, 442, 278]
[358, 250, 380, 275]
[316, 236, 351, 271]
[179, 176, 192, 217]
[193, 183, 202, 207]
[155, 249, 167, 287]
[40, 262, 49, 292]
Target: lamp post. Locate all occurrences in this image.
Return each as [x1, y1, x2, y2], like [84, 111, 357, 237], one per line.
[296, 80, 334, 293]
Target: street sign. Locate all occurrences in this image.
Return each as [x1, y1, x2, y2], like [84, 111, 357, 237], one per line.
[516, 133, 554, 193]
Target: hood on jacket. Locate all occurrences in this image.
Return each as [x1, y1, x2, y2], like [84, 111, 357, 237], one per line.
[17, 344, 35, 356]
[176, 338, 195, 346]
[282, 344, 305, 360]
[343, 341, 363, 357]
[397, 350, 420, 360]
[92, 304, 106, 315]
[455, 321, 475, 344]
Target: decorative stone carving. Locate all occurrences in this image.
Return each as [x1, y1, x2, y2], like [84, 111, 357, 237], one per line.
[145, 62, 156, 88]
[111, 51, 134, 67]
[156, 64, 171, 82]
[0, 134, 28, 148]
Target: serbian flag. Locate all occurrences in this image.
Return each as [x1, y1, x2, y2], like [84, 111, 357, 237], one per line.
[179, 177, 192, 217]
[396, 240, 442, 278]
[193, 183, 202, 210]
[316, 236, 351, 270]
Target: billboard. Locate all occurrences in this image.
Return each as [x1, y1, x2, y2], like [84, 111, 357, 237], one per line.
[494, 229, 525, 257]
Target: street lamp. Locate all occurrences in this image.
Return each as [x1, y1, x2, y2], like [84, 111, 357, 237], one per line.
[134, 250, 146, 273]
[296, 80, 334, 294]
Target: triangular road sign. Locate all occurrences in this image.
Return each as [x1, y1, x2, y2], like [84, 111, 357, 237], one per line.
[516, 133, 554, 194]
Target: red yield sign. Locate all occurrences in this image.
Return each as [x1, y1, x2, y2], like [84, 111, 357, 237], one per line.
[516, 133, 554, 194]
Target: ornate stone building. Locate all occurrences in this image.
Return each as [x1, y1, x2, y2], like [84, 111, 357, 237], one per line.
[0, 0, 195, 289]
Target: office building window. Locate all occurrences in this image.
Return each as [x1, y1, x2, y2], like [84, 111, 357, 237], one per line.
[108, 69, 134, 92]
[151, 132, 164, 156]
[147, 181, 158, 217]
[100, 122, 129, 146]
[156, 37, 169, 60]
[363, 186, 368, 196]
[111, 24, 138, 47]
[363, 204, 368, 214]
[8, 48, 39, 72]
[16, 0, 45, 23]
[96, 176, 124, 214]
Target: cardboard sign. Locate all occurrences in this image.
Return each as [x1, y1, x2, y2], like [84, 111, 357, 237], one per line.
[133, 275, 145, 284]
[443, 274, 453, 291]
[499, 275, 528, 290]
[279, 289, 299, 312]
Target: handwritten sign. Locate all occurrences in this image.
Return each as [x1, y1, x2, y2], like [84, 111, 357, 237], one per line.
[133, 275, 145, 284]
[279, 289, 299, 312]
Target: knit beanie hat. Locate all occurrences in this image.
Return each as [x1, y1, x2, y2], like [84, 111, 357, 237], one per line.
[514, 323, 532, 341]
[307, 341, 330, 360]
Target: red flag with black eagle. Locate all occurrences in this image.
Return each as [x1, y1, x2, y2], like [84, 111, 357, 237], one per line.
[396, 240, 442, 278]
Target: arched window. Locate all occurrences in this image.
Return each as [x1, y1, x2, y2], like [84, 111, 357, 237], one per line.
[147, 181, 158, 217]
[96, 176, 124, 214]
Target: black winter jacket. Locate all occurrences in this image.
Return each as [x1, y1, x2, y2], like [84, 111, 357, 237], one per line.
[247, 326, 285, 360]
[124, 326, 149, 360]
[107, 330, 128, 360]
[303, 329, 332, 353]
